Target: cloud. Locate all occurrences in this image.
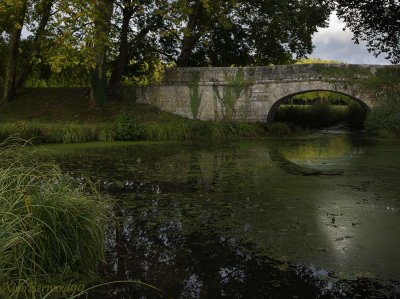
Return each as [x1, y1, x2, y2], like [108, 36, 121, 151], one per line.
[310, 13, 391, 65]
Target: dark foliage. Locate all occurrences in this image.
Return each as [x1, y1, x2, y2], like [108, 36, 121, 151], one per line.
[335, 0, 400, 64]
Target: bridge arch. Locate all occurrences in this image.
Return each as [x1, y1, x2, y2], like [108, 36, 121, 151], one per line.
[266, 89, 370, 123]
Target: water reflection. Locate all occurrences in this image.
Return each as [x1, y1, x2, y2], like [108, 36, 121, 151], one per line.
[44, 135, 400, 298]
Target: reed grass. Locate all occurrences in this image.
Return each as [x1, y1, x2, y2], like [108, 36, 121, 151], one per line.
[139, 120, 270, 141]
[0, 118, 300, 145]
[0, 122, 115, 144]
[0, 139, 111, 298]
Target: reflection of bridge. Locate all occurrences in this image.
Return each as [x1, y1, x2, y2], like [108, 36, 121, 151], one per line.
[137, 64, 399, 122]
[269, 149, 343, 176]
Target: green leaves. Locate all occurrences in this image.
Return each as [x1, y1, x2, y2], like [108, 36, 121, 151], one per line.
[1, 0, 332, 102]
[335, 0, 400, 64]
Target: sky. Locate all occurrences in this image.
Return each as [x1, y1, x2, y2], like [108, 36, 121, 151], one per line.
[310, 12, 391, 65]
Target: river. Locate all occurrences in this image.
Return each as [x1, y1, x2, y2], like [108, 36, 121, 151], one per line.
[43, 131, 400, 298]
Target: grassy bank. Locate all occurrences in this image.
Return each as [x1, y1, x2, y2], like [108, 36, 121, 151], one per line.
[0, 88, 300, 143]
[0, 139, 111, 298]
[0, 119, 299, 143]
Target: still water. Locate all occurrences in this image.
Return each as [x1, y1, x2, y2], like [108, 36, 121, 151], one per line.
[45, 132, 400, 298]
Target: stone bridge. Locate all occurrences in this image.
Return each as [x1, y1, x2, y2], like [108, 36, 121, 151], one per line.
[137, 64, 399, 122]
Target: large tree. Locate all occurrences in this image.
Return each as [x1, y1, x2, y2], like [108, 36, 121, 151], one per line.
[0, 0, 56, 104]
[16, 0, 55, 89]
[335, 0, 400, 64]
[170, 0, 239, 67]
[1, 0, 28, 105]
[90, 0, 114, 107]
[108, 0, 166, 86]
[162, 0, 330, 67]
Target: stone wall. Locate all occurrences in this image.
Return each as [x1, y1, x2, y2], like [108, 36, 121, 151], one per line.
[136, 64, 400, 122]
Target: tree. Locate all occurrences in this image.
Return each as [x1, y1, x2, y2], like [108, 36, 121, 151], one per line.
[171, 0, 238, 67]
[0, 0, 56, 103]
[335, 0, 400, 64]
[90, 0, 114, 107]
[108, 0, 166, 86]
[108, 0, 137, 86]
[16, 0, 55, 89]
[164, 0, 330, 67]
[2, 0, 28, 105]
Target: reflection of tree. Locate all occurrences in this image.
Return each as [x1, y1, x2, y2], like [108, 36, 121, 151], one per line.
[100, 204, 323, 298]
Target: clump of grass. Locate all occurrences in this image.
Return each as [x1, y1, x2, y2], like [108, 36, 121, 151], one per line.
[0, 139, 111, 297]
[61, 124, 98, 143]
[265, 122, 292, 137]
[98, 127, 116, 142]
[0, 122, 116, 144]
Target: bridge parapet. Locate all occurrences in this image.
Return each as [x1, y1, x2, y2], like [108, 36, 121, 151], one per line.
[162, 64, 398, 84]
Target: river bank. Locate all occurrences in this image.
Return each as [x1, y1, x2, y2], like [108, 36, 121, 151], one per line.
[1, 87, 399, 144]
[0, 88, 309, 143]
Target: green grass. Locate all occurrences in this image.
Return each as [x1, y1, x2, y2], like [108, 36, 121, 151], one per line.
[0, 119, 295, 143]
[0, 121, 115, 144]
[0, 88, 183, 124]
[0, 139, 111, 298]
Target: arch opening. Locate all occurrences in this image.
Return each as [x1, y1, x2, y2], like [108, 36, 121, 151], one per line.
[266, 90, 370, 130]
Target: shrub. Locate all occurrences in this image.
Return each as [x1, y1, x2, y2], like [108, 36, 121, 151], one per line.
[366, 93, 400, 138]
[265, 122, 292, 137]
[115, 112, 142, 140]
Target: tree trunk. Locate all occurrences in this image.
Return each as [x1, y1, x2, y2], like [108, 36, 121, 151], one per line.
[2, 0, 27, 105]
[90, 0, 114, 107]
[108, 1, 134, 86]
[16, 0, 54, 89]
[176, 34, 199, 67]
[176, 2, 203, 67]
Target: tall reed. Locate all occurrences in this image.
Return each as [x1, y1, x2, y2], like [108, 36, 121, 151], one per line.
[0, 118, 298, 144]
[0, 139, 111, 297]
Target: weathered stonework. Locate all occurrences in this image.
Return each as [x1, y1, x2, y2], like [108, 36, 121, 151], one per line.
[136, 64, 400, 122]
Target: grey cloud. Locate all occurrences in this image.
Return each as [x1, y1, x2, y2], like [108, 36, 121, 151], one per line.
[310, 13, 391, 65]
